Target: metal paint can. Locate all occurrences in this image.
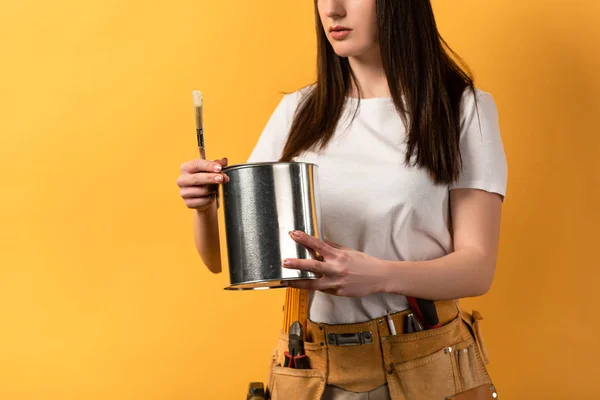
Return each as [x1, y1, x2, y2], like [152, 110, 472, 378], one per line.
[221, 162, 323, 290]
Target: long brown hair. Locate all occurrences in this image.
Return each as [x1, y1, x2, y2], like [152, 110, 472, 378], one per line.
[279, 0, 476, 185]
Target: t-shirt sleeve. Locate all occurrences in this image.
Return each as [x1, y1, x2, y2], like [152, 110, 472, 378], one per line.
[246, 93, 297, 163]
[449, 90, 508, 201]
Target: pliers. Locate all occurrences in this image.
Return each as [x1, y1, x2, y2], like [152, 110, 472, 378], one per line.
[284, 321, 310, 369]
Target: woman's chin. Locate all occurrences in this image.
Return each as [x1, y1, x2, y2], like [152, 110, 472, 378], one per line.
[332, 49, 356, 58]
[330, 43, 368, 59]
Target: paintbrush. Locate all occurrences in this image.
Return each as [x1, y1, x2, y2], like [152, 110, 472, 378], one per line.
[192, 90, 206, 160]
[192, 90, 219, 207]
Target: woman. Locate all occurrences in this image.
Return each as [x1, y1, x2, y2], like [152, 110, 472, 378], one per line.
[177, 1, 507, 399]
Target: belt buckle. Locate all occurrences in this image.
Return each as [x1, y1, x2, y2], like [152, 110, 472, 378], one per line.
[327, 331, 373, 346]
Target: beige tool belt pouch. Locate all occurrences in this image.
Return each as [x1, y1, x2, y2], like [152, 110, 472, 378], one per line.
[266, 300, 497, 400]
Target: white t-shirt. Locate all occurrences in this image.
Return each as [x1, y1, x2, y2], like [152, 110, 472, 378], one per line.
[247, 87, 508, 324]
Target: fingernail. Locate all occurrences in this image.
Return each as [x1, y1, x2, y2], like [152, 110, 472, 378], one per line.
[290, 230, 301, 237]
[214, 164, 222, 172]
[214, 175, 223, 182]
[283, 259, 291, 266]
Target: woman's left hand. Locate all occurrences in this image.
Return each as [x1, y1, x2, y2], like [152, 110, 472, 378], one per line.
[282, 230, 389, 297]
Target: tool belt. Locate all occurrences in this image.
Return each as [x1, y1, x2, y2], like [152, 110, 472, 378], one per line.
[265, 300, 497, 400]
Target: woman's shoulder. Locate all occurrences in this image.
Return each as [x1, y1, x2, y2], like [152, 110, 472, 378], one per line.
[282, 84, 316, 106]
[461, 86, 495, 108]
[459, 86, 499, 125]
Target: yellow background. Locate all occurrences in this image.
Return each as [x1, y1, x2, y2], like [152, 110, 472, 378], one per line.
[1, 0, 598, 399]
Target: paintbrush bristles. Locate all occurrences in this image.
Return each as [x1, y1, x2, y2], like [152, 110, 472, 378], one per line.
[192, 90, 203, 107]
[192, 90, 204, 132]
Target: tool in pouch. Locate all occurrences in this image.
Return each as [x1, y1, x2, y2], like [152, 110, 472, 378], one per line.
[407, 296, 441, 330]
[260, 292, 311, 399]
[283, 321, 310, 369]
[404, 312, 423, 333]
[389, 297, 438, 335]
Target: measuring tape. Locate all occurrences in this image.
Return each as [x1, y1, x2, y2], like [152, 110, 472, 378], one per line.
[282, 288, 309, 340]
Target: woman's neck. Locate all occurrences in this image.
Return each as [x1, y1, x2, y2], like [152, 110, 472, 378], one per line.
[347, 46, 391, 99]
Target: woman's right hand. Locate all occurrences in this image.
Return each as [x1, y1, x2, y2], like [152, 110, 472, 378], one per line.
[177, 157, 230, 212]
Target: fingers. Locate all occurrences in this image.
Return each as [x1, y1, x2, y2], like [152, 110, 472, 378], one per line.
[216, 157, 229, 167]
[282, 258, 326, 274]
[285, 277, 341, 294]
[177, 172, 228, 187]
[176, 157, 231, 187]
[181, 158, 225, 174]
[289, 231, 339, 259]
[177, 157, 229, 211]
[180, 185, 216, 199]
[305, 245, 324, 262]
[184, 195, 217, 210]
[179, 180, 218, 210]
[282, 237, 344, 294]
[285, 279, 321, 291]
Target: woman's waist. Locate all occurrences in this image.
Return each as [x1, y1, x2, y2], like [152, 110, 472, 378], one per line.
[307, 291, 412, 325]
[306, 297, 461, 341]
